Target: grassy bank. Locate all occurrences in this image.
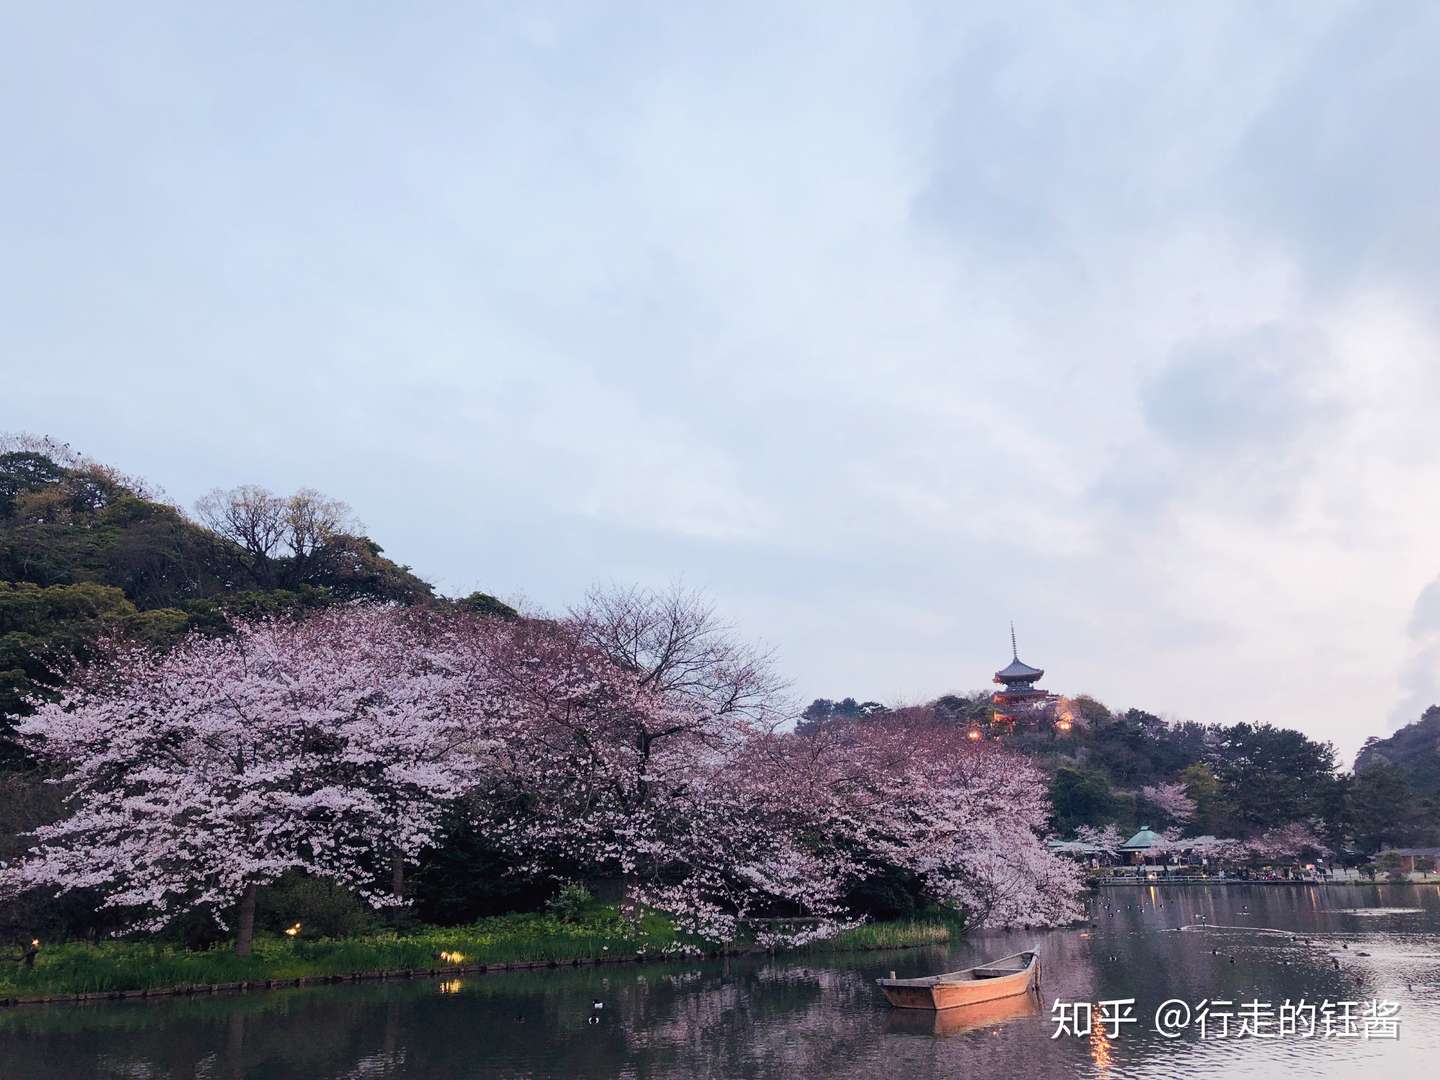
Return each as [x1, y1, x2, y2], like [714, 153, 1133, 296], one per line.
[809, 918, 959, 952]
[1, 909, 960, 1001]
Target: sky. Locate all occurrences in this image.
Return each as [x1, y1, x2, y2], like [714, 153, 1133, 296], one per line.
[6, 2, 1440, 764]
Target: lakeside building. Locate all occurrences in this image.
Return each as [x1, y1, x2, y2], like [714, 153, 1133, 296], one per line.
[1117, 826, 1164, 865]
[1376, 846, 1440, 873]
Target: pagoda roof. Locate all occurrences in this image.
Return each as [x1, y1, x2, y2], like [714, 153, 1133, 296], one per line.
[1119, 826, 1164, 850]
[994, 657, 1044, 680]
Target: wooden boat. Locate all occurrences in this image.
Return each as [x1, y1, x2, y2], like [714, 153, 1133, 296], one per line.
[884, 987, 1041, 1036]
[876, 949, 1040, 1011]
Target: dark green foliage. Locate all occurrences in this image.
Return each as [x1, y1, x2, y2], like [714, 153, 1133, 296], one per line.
[1346, 762, 1435, 852]
[544, 882, 594, 923]
[1048, 766, 1124, 834]
[0, 582, 146, 765]
[1209, 722, 1338, 832]
[1178, 762, 1240, 837]
[0, 768, 127, 944]
[1078, 707, 1210, 787]
[456, 591, 519, 620]
[297, 534, 434, 605]
[0, 452, 236, 607]
[408, 813, 557, 925]
[253, 873, 377, 940]
[795, 696, 888, 734]
[843, 867, 924, 921]
[0, 449, 434, 610]
[1355, 706, 1440, 799]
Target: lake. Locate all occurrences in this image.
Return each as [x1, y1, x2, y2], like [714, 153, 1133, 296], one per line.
[2, 884, 1437, 1079]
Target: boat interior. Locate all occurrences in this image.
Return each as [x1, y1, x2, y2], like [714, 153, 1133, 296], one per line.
[884, 953, 1034, 986]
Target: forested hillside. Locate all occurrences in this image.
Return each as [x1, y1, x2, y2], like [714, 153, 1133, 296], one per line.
[800, 689, 1440, 856]
[1355, 706, 1440, 798]
[0, 434, 510, 765]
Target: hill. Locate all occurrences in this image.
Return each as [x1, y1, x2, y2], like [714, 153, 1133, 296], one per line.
[1354, 706, 1440, 798]
[0, 434, 494, 764]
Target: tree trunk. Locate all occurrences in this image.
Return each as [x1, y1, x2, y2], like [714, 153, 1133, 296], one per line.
[390, 848, 405, 901]
[235, 882, 258, 957]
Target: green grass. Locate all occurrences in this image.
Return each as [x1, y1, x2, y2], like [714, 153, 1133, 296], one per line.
[0, 908, 963, 999]
[806, 916, 962, 952]
[0, 907, 679, 999]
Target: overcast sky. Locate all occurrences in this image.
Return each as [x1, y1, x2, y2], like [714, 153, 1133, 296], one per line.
[7, 2, 1440, 764]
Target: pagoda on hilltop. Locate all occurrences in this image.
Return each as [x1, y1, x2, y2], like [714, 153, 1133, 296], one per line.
[984, 625, 1069, 735]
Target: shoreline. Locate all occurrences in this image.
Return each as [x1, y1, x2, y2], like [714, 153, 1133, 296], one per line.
[1094, 876, 1440, 887]
[0, 936, 945, 1010]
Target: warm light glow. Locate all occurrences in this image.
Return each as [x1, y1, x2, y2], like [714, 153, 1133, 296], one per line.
[967, 727, 983, 741]
[438, 979, 464, 994]
[30, 939, 40, 948]
[284, 922, 302, 937]
[1056, 718, 1072, 732]
[1090, 1016, 1113, 1076]
[439, 950, 465, 963]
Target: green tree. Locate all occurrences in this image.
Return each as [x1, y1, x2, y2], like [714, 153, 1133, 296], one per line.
[1049, 766, 1122, 834]
[1209, 723, 1337, 834]
[1178, 763, 1237, 835]
[1347, 763, 1433, 853]
[0, 581, 183, 765]
[457, 591, 519, 620]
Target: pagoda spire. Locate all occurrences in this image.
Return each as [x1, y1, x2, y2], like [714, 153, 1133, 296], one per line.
[1010, 621, 1018, 661]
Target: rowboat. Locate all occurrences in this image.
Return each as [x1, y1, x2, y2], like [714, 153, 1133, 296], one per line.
[876, 949, 1040, 1010]
[884, 987, 1041, 1036]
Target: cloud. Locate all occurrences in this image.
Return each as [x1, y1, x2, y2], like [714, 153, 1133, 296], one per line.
[1140, 325, 1338, 454]
[1393, 575, 1440, 729]
[6, 1, 1440, 765]
[1235, 3, 1440, 295]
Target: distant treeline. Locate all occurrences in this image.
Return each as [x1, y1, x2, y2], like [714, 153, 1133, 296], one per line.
[799, 691, 1440, 856]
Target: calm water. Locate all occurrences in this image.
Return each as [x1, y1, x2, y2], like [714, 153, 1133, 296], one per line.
[3, 884, 1438, 1079]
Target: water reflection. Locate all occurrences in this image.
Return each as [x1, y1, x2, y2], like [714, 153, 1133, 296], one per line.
[1, 885, 1436, 1079]
[885, 989, 1040, 1037]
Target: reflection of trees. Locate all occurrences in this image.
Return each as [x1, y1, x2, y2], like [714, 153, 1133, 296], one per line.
[0, 947, 1089, 1079]
[6, 894, 1420, 1080]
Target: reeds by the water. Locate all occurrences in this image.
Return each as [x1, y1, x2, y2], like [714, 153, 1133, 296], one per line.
[0, 908, 676, 998]
[1, 909, 964, 999]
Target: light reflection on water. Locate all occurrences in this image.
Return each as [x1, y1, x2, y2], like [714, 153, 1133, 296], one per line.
[1, 884, 1436, 1079]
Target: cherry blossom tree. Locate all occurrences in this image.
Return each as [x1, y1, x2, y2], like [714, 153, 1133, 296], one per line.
[750, 712, 1086, 931]
[2, 598, 1087, 953]
[459, 619, 1085, 942]
[1139, 781, 1196, 826]
[1072, 824, 1125, 849]
[453, 616, 771, 937]
[0, 607, 483, 954]
[1244, 821, 1330, 863]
